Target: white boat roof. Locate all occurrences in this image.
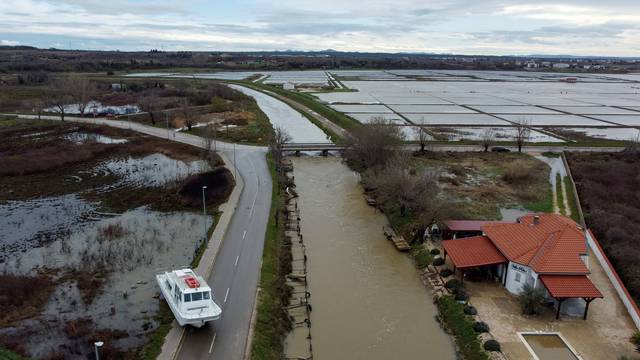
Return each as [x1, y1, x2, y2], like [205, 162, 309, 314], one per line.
[167, 268, 211, 292]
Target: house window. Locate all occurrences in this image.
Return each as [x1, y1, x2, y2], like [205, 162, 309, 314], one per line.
[515, 272, 522, 282]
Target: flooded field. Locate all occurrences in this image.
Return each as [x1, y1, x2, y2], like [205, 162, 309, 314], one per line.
[0, 119, 231, 358]
[290, 157, 455, 359]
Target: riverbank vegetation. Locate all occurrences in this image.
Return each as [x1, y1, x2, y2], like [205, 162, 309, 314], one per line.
[344, 117, 552, 241]
[566, 150, 640, 304]
[436, 296, 489, 360]
[251, 151, 293, 360]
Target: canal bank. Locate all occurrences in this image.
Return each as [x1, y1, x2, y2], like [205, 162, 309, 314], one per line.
[289, 157, 455, 359]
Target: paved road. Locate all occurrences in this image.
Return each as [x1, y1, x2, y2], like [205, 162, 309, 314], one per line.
[7, 114, 272, 360]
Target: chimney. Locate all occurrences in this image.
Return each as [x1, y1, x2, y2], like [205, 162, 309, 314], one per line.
[533, 215, 540, 225]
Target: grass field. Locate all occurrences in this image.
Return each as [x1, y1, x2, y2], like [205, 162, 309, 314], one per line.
[412, 152, 553, 220]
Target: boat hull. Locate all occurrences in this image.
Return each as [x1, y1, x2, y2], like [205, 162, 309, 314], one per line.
[156, 273, 222, 328]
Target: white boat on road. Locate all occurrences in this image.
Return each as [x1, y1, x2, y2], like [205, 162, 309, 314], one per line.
[156, 268, 222, 327]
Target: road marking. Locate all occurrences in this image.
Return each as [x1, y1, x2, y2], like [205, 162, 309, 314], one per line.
[208, 332, 217, 353]
[224, 287, 230, 303]
[235, 255, 240, 267]
[243, 230, 247, 239]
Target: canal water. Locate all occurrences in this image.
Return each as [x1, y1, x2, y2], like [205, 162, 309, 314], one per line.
[228, 84, 331, 143]
[290, 157, 455, 359]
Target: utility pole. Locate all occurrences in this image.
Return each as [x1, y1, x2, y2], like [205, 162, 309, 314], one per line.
[202, 186, 208, 245]
[166, 111, 169, 139]
[233, 143, 237, 180]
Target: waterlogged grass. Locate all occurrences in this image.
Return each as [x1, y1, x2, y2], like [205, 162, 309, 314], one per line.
[190, 214, 220, 269]
[563, 175, 582, 224]
[137, 301, 175, 360]
[436, 296, 489, 360]
[251, 153, 289, 360]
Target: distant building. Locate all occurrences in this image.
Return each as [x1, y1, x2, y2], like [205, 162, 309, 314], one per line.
[526, 61, 539, 69]
[552, 63, 571, 69]
[111, 83, 123, 91]
[283, 82, 295, 90]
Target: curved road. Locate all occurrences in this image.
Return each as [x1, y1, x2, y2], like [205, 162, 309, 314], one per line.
[7, 114, 272, 360]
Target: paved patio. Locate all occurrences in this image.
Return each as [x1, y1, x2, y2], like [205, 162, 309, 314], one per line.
[458, 250, 637, 359]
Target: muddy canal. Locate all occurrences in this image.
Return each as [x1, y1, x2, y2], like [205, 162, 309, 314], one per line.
[289, 157, 455, 359]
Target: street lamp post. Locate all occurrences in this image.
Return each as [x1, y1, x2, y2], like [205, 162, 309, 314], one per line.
[94, 341, 104, 360]
[202, 186, 208, 245]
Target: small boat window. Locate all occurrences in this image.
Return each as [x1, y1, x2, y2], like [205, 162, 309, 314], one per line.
[203, 291, 210, 300]
[192, 292, 203, 301]
[184, 293, 191, 302]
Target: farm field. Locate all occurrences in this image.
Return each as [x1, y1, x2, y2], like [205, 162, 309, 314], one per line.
[126, 70, 640, 143]
[566, 151, 640, 305]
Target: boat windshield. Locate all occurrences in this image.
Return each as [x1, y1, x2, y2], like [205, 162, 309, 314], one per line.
[184, 291, 211, 302]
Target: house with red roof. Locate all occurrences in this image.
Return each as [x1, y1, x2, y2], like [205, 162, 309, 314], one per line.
[442, 213, 603, 320]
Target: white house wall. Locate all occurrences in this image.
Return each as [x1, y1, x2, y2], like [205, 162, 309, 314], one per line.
[505, 262, 532, 295]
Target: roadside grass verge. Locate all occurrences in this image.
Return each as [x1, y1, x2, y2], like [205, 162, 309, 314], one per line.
[190, 214, 220, 268]
[556, 173, 565, 215]
[437, 296, 489, 360]
[250, 153, 291, 360]
[137, 301, 175, 360]
[0, 347, 30, 360]
[563, 175, 581, 223]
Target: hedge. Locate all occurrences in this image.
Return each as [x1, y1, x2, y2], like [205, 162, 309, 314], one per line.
[437, 296, 489, 360]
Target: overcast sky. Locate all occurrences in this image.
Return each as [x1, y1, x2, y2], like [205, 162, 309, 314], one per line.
[1, 0, 639, 56]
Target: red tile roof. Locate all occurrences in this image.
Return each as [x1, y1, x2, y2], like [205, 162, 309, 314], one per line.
[540, 275, 603, 299]
[482, 214, 588, 274]
[442, 236, 508, 269]
[445, 220, 511, 232]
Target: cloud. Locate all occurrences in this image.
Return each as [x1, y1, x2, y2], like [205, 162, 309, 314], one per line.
[1, 39, 19, 45]
[0, 0, 639, 55]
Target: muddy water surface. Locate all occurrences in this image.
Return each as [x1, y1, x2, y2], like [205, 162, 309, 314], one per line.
[291, 157, 455, 359]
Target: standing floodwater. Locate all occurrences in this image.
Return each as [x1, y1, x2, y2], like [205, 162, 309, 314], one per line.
[290, 157, 455, 359]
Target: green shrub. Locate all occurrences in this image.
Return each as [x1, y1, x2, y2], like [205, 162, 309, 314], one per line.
[483, 340, 501, 352]
[473, 321, 490, 333]
[430, 248, 441, 255]
[445, 279, 461, 290]
[464, 305, 477, 315]
[436, 296, 489, 360]
[631, 331, 640, 352]
[413, 249, 432, 269]
[518, 283, 545, 315]
[440, 269, 453, 277]
[433, 257, 445, 266]
[455, 290, 469, 302]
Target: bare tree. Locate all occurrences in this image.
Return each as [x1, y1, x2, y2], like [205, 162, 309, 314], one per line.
[202, 124, 217, 157]
[364, 154, 441, 218]
[270, 126, 292, 167]
[627, 130, 640, 153]
[139, 95, 160, 125]
[344, 116, 405, 171]
[413, 124, 430, 153]
[181, 98, 195, 131]
[481, 127, 496, 152]
[514, 117, 531, 153]
[23, 99, 45, 120]
[45, 80, 73, 121]
[67, 76, 95, 116]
